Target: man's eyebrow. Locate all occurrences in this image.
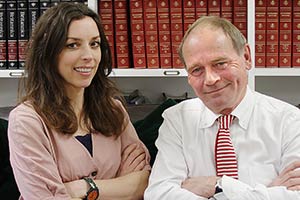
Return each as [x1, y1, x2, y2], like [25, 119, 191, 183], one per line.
[211, 57, 228, 63]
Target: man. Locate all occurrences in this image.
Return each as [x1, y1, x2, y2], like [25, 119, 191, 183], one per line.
[144, 16, 300, 200]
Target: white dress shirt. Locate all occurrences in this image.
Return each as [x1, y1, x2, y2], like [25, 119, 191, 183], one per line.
[144, 87, 300, 200]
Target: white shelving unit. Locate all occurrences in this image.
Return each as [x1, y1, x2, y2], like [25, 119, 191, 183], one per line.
[1, 0, 300, 107]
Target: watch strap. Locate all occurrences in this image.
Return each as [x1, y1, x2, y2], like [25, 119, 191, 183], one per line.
[215, 178, 223, 194]
[83, 177, 99, 200]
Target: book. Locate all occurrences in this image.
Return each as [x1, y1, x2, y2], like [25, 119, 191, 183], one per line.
[208, 0, 221, 17]
[129, 0, 147, 68]
[114, 0, 130, 68]
[17, 0, 29, 69]
[255, 0, 266, 68]
[157, 0, 172, 68]
[266, 0, 279, 67]
[6, 0, 18, 69]
[233, 0, 247, 39]
[183, 0, 196, 32]
[28, 0, 40, 38]
[170, 0, 184, 68]
[221, 0, 233, 22]
[195, 0, 208, 18]
[279, 0, 292, 68]
[143, 0, 159, 68]
[293, 0, 300, 67]
[39, 0, 51, 16]
[98, 0, 116, 68]
[0, 0, 7, 69]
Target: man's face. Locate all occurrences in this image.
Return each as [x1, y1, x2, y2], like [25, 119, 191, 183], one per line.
[182, 26, 252, 114]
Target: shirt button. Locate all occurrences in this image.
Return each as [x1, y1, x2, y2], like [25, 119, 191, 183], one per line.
[91, 171, 97, 176]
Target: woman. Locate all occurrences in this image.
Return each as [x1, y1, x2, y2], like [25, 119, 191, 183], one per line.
[8, 2, 150, 200]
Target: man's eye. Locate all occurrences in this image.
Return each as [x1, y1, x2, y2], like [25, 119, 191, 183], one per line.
[189, 67, 204, 77]
[215, 62, 228, 69]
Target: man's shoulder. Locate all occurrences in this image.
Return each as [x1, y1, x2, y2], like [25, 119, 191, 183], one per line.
[163, 98, 205, 115]
[255, 91, 300, 114]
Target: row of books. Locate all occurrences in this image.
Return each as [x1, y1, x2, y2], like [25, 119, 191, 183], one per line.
[99, 0, 248, 69]
[255, 0, 300, 68]
[0, 0, 87, 69]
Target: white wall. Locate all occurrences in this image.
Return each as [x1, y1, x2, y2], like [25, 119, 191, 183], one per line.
[0, 78, 19, 107]
[1, 76, 300, 108]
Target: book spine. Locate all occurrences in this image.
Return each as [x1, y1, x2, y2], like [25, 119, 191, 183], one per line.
[183, 0, 196, 32]
[28, 0, 40, 38]
[233, 0, 247, 38]
[39, 0, 51, 16]
[157, 0, 172, 68]
[99, 0, 116, 68]
[50, 0, 60, 7]
[293, 0, 300, 67]
[7, 0, 18, 69]
[0, 0, 7, 69]
[17, 0, 29, 69]
[129, 0, 147, 68]
[208, 0, 221, 17]
[195, 0, 208, 18]
[170, 0, 184, 68]
[221, 0, 233, 22]
[114, 0, 130, 68]
[143, 0, 159, 68]
[279, 0, 292, 68]
[255, 0, 266, 68]
[266, 0, 279, 68]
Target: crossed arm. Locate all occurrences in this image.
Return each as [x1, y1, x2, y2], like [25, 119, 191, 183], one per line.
[181, 161, 300, 199]
[64, 143, 150, 200]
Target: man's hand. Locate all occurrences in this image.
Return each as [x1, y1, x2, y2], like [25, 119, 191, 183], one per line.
[181, 176, 218, 198]
[269, 161, 300, 191]
[117, 143, 146, 177]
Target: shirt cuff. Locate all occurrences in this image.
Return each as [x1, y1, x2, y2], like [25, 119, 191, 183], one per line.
[210, 192, 228, 200]
[222, 175, 251, 199]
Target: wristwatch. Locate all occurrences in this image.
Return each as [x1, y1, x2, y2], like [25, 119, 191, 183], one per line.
[83, 177, 99, 200]
[215, 178, 223, 194]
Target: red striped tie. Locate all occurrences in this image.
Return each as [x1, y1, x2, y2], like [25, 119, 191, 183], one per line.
[215, 115, 238, 179]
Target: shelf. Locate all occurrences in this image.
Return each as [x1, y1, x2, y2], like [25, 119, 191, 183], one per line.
[3, 68, 300, 78]
[109, 68, 187, 77]
[254, 68, 300, 76]
[0, 70, 26, 78]
[0, 68, 187, 78]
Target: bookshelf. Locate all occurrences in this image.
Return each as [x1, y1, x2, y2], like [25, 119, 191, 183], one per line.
[1, 0, 300, 108]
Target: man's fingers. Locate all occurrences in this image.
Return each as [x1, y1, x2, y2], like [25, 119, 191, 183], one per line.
[280, 161, 300, 176]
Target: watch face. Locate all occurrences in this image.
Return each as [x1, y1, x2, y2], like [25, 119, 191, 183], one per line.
[87, 189, 99, 200]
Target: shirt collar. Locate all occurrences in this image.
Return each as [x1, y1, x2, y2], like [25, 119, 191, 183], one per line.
[199, 86, 256, 130]
[231, 86, 256, 130]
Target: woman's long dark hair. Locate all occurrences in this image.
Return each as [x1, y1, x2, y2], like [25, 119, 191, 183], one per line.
[19, 2, 126, 137]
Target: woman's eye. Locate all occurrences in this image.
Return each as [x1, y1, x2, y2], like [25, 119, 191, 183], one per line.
[91, 41, 100, 48]
[66, 43, 78, 49]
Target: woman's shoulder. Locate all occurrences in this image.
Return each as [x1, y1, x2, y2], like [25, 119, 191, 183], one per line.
[9, 102, 38, 121]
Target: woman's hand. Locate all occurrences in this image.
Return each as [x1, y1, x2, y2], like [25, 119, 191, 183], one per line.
[117, 143, 147, 177]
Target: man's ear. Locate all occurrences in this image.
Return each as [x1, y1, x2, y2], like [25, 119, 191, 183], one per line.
[243, 44, 252, 70]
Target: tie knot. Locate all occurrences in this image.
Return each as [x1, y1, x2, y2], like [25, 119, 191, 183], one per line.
[218, 115, 235, 129]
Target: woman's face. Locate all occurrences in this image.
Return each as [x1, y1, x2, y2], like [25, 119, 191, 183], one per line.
[58, 16, 101, 96]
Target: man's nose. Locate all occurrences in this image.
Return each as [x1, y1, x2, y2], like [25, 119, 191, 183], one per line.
[204, 68, 220, 85]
